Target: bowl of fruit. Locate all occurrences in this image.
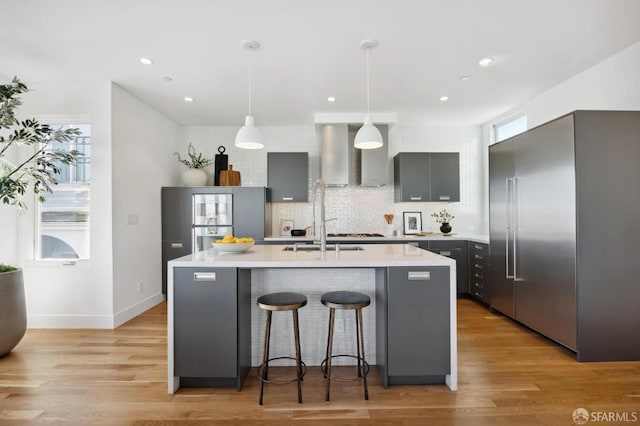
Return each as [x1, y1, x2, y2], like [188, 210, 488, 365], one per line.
[211, 235, 255, 253]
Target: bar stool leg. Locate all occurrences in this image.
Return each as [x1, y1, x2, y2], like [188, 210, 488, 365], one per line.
[325, 308, 335, 401]
[292, 309, 303, 403]
[355, 310, 362, 378]
[259, 310, 272, 406]
[357, 308, 369, 400]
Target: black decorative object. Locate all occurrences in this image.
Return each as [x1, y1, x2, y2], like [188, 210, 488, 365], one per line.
[440, 223, 452, 234]
[214, 145, 228, 186]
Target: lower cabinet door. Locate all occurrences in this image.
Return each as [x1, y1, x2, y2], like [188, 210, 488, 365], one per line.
[174, 267, 237, 378]
[387, 266, 450, 376]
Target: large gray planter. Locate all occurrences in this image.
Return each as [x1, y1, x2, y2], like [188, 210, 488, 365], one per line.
[0, 268, 27, 357]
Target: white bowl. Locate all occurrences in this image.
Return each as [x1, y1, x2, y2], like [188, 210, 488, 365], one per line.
[211, 242, 254, 253]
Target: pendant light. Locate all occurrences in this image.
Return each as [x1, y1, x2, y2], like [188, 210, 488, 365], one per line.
[235, 40, 263, 149]
[354, 39, 383, 150]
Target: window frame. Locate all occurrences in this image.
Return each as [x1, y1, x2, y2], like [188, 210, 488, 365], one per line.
[492, 112, 528, 144]
[32, 117, 92, 264]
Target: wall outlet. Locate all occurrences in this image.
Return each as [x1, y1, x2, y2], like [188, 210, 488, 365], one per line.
[126, 213, 138, 225]
[137, 281, 144, 293]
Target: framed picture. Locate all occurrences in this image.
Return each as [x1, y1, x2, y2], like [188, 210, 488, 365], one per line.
[403, 212, 422, 235]
[281, 219, 294, 236]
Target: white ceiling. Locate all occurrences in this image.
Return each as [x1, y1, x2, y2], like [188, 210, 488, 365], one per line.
[2, 0, 640, 127]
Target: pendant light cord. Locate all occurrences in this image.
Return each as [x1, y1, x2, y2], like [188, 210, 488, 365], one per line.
[366, 47, 371, 114]
[248, 48, 253, 116]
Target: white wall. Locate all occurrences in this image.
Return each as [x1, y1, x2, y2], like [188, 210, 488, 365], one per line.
[3, 80, 180, 329]
[525, 40, 640, 129]
[15, 80, 115, 328]
[182, 124, 485, 236]
[111, 84, 181, 326]
[482, 40, 640, 237]
[486, 40, 640, 131]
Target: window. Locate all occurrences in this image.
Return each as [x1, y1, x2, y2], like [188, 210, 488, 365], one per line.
[35, 123, 91, 260]
[494, 114, 527, 143]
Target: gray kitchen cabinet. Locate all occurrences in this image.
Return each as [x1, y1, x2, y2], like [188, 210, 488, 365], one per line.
[379, 266, 450, 385]
[394, 152, 460, 202]
[418, 240, 468, 296]
[173, 267, 251, 389]
[468, 242, 489, 303]
[394, 153, 430, 202]
[429, 153, 460, 202]
[267, 152, 308, 202]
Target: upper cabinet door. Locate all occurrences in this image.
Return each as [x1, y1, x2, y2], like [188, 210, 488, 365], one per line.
[267, 152, 309, 202]
[430, 153, 460, 202]
[394, 153, 430, 202]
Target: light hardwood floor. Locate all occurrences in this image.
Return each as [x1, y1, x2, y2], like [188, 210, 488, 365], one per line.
[1, 299, 638, 425]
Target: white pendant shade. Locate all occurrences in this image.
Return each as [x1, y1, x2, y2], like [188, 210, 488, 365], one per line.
[235, 40, 263, 150]
[235, 115, 264, 149]
[354, 115, 383, 149]
[355, 39, 382, 150]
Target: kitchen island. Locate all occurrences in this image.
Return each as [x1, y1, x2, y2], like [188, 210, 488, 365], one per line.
[167, 244, 457, 394]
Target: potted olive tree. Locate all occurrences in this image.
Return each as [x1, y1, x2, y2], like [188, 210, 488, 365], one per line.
[0, 77, 81, 357]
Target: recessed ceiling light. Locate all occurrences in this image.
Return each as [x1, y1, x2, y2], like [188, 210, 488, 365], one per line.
[440, 96, 449, 102]
[478, 57, 494, 67]
[184, 97, 194, 102]
[460, 75, 469, 81]
[327, 96, 336, 102]
[139, 57, 154, 65]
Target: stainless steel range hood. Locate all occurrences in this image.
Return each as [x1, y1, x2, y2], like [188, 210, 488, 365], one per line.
[321, 123, 388, 187]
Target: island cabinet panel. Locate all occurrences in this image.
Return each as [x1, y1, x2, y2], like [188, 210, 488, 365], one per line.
[267, 152, 308, 202]
[380, 266, 450, 386]
[173, 267, 250, 389]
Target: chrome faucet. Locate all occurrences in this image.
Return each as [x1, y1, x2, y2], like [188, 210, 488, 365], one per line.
[312, 179, 336, 252]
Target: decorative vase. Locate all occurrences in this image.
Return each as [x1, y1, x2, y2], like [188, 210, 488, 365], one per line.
[385, 224, 396, 237]
[0, 268, 27, 357]
[440, 222, 452, 234]
[182, 168, 208, 186]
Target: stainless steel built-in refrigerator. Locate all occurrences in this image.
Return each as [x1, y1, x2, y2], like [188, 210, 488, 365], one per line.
[489, 110, 640, 361]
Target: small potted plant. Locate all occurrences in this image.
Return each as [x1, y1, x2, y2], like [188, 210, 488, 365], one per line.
[174, 143, 212, 186]
[431, 209, 455, 234]
[1, 77, 81, 356]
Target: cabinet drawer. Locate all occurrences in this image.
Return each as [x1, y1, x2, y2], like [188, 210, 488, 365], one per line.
[471, 280, 485, 291]
[471, 270, 485, 281]
[471, 288, 486, 302]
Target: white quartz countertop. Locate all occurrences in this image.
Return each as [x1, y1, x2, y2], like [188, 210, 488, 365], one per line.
[168, 243, 456, 269]
[265, 233, 489, 244]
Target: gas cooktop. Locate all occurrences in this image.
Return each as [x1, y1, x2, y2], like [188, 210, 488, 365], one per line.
[327, 233, 385, 238]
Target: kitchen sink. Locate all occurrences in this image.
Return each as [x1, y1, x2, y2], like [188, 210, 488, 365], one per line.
[282, 244, 364, 252]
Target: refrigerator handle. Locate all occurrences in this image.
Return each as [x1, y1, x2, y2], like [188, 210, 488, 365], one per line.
[513, 177, 519, 281]
[505, 178, 514, 279]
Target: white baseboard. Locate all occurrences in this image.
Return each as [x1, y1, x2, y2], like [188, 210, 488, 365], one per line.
[26, 293, 165, 329]
[113, 293, 165, 328]
[27, 314, 115, 329]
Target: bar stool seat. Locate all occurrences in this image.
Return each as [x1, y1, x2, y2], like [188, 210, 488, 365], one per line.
[256, 292, 307, 405]
[320, 291, 370, 401]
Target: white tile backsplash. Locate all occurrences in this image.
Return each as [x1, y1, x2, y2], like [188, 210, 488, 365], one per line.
[182, 123, 485, 236]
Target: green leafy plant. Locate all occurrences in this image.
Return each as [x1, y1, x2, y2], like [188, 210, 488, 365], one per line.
[431, 209, 454, 224]
[0, 77, 81, 210]
[173, 143, 213, 169]
[0, 263, 18, 273]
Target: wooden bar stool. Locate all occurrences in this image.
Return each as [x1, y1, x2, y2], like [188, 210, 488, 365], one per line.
[320, 290, 370, 401]
[256, 292, 307, 405]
